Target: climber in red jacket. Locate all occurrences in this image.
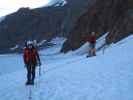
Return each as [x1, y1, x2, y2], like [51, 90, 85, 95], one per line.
[87, 32, 96, 57]
[23, 41, 41, 85]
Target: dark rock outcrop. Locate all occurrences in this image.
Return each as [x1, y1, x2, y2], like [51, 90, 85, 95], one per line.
[61, 0, 132, 53]
[0, 6, 67, 53]
[0, 0, 93, 53]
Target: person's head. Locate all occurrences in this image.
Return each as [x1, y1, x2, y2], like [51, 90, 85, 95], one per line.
[27, 40, 33, 49]
[91, 32, 95, 35]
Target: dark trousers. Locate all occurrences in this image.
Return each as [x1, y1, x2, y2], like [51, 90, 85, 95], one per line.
[89, 43, 96, 56]
[26, 64, 36, 82]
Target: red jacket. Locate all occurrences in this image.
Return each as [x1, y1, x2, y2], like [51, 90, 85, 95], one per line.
[88, 35, 96, 44]
[23, 47, 39, 64]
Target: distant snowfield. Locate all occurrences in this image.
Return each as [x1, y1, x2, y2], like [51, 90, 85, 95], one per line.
[0, 35, 133, 100]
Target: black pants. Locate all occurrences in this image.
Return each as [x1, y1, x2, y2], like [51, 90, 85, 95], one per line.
[26, 64, 36, 82]
[89, 43, 96, 56]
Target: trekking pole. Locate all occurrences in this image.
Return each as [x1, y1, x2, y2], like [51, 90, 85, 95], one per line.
[28, 86, 32, 100]
[39, 64, 41, 76]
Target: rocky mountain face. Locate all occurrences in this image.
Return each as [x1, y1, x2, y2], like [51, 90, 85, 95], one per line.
[0, 6, 66, 53]
[61, 0, 132, 53]
[106, 0, 133, 44]
[0, 0, 92, 53]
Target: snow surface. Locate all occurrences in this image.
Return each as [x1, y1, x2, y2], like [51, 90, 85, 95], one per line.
[0, 35, 133, 100]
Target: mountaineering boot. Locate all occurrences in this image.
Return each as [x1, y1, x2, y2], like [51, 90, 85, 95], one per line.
[31, 81, 34, 85]
[25, 80, 31, 85]
[87, 54, 93, 58]
[30, 79, 34, 85]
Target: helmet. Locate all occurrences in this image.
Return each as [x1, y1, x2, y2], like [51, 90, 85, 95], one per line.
[27, 40, 33, 46]
[91, 32, 95, 35]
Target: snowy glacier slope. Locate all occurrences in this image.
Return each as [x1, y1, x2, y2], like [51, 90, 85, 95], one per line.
[0, 35, 133, 100]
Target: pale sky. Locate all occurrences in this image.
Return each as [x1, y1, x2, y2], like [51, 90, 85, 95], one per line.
[0, 0, 52, 17]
